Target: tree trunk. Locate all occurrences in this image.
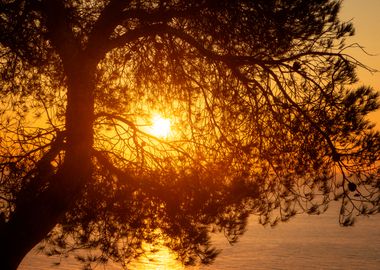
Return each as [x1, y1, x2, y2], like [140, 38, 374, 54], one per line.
[0, 60, 95, 270]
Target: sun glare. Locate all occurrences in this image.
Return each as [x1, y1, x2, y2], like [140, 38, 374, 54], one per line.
[149, 115, 171, 138]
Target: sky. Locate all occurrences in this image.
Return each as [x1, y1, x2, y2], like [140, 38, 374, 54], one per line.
[340, 0, 380, 124]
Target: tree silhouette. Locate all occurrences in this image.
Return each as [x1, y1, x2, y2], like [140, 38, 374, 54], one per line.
[0, 0, 379, 269]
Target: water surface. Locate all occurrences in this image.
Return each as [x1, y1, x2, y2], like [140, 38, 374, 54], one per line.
[20, 204, 380, 270]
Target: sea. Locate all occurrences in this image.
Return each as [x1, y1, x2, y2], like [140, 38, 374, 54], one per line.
[19, 203, 380, 270]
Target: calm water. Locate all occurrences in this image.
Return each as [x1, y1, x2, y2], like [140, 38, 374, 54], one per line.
[20, 204, 380, 270]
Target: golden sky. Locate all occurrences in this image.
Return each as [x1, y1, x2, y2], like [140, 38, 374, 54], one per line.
[341, 0, 380, 124]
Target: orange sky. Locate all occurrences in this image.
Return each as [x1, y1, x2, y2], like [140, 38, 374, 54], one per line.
[341, 0, 380, 124]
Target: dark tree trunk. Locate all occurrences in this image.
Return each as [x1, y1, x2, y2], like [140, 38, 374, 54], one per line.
[0, 60, 96, 270]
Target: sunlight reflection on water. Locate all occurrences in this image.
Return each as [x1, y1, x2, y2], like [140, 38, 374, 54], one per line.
[129, 243, 186, 270]
[20, 203, 379, 270]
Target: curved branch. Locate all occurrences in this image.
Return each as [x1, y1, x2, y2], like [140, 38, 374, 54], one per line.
[86, 0, 131, 60]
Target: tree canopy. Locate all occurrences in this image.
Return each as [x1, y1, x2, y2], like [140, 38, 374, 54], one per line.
[0, 0, 379, 269]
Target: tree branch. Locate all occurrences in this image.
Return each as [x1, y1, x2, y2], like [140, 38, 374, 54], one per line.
[86, 0, 130, 60]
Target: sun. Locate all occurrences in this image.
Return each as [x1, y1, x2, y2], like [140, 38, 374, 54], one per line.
[149, 114, 171, 138]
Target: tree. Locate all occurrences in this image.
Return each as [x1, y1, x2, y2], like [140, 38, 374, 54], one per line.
[0, 0, 379, 269]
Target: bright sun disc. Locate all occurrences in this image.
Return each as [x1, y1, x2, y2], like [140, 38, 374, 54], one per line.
[149, 115, 171, 138]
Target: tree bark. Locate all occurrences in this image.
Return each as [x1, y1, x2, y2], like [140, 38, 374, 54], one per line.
[0, 59, 96, 270]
